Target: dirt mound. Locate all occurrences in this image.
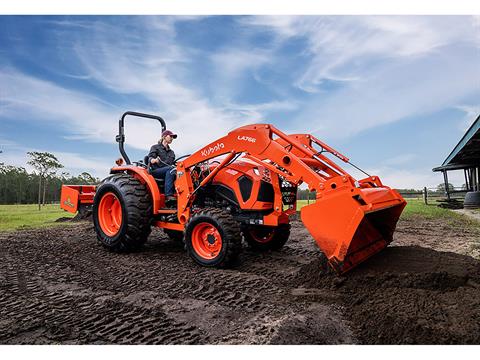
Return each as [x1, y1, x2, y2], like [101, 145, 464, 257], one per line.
[0, 216, 479, 344]
[55, 211, 92, 223]
[54, 217, 72, 223]
[268, 304, 354, 344]
[71, 211, 92, 221]
[295, 246, 480, 344]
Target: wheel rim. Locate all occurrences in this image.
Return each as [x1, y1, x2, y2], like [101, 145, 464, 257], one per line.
[191, 222, 222, 259]
[249, 227, 275, 244]
[98, 192, 123, 236]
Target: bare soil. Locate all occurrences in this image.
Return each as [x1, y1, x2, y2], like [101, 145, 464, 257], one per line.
[0, 215, 479, 344]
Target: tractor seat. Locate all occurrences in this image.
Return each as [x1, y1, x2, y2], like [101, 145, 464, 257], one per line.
[144, 156, 165, 191]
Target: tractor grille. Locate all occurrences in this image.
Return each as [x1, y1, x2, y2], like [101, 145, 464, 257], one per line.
[280, 178, 297, 205]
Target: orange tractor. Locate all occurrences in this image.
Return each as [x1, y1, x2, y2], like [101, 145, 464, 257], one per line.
[61, 111, 406, 273]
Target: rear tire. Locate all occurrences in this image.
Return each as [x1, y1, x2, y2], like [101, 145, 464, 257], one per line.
[242, 223, 290, 251]
[93, 173, 152, 252]
[185, 208, 242, 268]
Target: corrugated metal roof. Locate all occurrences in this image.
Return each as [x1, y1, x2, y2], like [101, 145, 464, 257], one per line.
[433, 114, 480, 172]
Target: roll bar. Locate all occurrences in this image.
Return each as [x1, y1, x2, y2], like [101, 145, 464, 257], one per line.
[116, 111, 167, 165]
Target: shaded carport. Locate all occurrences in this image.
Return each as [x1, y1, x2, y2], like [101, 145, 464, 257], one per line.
[432, 115, 480, 207]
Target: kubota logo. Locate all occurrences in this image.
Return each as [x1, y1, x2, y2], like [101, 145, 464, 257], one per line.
[63, 197, 74, 208]
[201, 142, 225, 157]
[237, 135, 256, 143]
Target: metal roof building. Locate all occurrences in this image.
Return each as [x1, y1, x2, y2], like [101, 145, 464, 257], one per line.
[432, 114, 480, 203]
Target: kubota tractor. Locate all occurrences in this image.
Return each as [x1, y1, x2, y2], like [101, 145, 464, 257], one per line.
[61, 111, 406, 273]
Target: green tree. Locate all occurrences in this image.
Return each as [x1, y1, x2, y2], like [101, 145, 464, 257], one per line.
[0, 165, 30, 204]
[436, 182, 454, 194]
[27, 152, 64, 210]
[77, 172, 98, 184]
[0, 159, 99, 205]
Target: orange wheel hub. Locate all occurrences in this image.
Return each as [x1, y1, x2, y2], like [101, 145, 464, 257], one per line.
[98, 192, 123, 236]
[191, 222, 222, 259]
[250, 227, 275, 244]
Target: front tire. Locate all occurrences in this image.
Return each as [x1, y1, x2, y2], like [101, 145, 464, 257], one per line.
[185, 208, 242, 268]
[242, 223, 291, 251]
[93, 173, 152, 252]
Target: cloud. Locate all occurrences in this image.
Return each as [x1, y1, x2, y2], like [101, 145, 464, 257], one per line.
[381, 153, 417, 166]
[0, 67, 119, 145]
[0, 140, 112, 178]
[0, 65, 242, 157]
[366, 166, 466, 190]
[220, 99, 298, 124]
[210, 48, 271, 99]
[54, 151, 114, 178]
[243, 16, 480, 139]
[66, 17, 256, 152]
[0, 136, 18, 148]
[243, 16, 480, 93]
[0, 68, 119, 142]
[1, 17, 273, 158]
[455, 105, 480, 131]
[1, 16, 478, 190]
[297, 46, 480, 139]
[327, 159, 464, 189]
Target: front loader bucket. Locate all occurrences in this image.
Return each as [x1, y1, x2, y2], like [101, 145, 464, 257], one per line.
[301, 187, 406, 273]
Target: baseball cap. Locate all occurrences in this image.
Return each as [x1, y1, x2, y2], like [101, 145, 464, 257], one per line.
[162, 130, 177, 139]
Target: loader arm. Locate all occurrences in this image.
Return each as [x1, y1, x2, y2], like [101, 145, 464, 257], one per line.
[176, 124, 327, 221]
[176, 124, 406, 273]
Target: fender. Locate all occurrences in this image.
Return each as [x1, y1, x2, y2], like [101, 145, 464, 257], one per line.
[110, 166, 165, 212]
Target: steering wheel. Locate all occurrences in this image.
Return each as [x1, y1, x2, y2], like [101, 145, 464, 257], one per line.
[173, 154, 191, 164]
[134, 160, 148, 169]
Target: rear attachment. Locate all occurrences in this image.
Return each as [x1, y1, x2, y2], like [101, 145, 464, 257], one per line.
[301, 186, 406, 273]
[60, 185, 96, 218]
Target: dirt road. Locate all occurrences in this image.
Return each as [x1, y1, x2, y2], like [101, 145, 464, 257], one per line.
[0, 215, 479, 344]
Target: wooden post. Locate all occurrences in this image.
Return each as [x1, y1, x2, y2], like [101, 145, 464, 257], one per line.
[423, 186, 428, 205]
[470, 168, 477, 192]
[467, 168, 473, 191]
[443, 171, 451, 201]
[464, 169, 468, 191]
[476, 167, 480, 191]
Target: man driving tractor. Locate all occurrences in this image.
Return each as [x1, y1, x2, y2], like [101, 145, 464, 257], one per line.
[148, 129, 177, 203]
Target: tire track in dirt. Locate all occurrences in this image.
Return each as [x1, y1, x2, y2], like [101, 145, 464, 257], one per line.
[0, 281, 206, 344]
[1, 216, 478, 344]
[0, 224, 311, 344]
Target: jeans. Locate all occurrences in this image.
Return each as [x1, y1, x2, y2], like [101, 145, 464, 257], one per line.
[151, 166, 176, 196]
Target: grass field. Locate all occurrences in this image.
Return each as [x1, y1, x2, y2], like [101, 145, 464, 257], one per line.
[298, 198, 458, 218]
[296, 199, 314, 210]
[400, 198, 454, 219]
[298, 198, 479, 227]
[401, 198, 480, 228]
[1, 198, 478, 232]
[0, 204, 75, 232]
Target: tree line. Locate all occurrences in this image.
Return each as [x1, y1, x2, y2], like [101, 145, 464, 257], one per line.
[2, 150, 458, 207]
[0, 151, 99, 207]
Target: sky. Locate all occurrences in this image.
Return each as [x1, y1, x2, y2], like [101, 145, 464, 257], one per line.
[0, 15, 479, 189]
